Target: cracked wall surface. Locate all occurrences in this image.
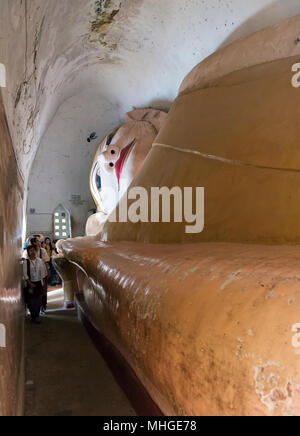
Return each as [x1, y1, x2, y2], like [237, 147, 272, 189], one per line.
[0, 92, 24, 417]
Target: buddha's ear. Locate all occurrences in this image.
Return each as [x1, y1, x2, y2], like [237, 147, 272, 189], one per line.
[125, 108, 168, 133]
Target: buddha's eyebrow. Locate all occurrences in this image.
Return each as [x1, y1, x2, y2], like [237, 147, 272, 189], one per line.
[106, 128, 118, 146]
[106, 134, 114, 146]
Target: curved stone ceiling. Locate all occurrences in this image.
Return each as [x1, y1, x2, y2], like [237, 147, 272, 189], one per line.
[1, 0, 300, 183]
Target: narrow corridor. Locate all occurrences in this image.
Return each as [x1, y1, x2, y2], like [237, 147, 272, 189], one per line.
[24, 290, 136, 416]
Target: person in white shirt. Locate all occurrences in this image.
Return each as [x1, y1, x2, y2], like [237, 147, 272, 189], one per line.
[22, 236, 49, 262]
[23, 245, 46, 324]
[23, 236, 50, 313]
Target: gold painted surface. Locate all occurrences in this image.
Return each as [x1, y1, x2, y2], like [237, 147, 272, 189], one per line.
[62, 240, 300, 416]
[53, 257, 78, 303]
[180, 14, 300, 94]
[103, 56, 300, 244]
[0, 93, 24, 416]
[60, 18, 300, 416]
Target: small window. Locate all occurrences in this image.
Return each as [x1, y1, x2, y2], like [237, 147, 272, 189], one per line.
[53, 204, 72, 240]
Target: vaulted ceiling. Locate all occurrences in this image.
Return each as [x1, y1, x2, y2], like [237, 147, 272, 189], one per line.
[1, 0, 300, 184]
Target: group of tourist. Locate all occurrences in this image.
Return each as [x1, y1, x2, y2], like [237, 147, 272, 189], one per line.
[22, 235, 62, 324]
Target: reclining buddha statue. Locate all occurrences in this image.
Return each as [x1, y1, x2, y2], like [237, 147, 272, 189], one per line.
[58, 15, 300, 416]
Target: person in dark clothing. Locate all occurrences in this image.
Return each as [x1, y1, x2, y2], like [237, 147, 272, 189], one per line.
[28, 237, 49, 313]
[50, 240, 62, 286]
[23, 245, 45, 324]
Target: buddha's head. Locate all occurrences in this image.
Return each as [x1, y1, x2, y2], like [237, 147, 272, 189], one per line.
[87, 108, 167, 235]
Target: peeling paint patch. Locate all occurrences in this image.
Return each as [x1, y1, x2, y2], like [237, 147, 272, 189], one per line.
[291, 323, 300, 352]
[89, 0, 121, 48]
[220, 270, 242, 291]
[235, 337, 253, 360]
[254, 362, 294, 415]
[265, 290, 275, 300]
[178, 265, 199, 281]
[210, 274, 219, 281]
[236, 337, 245, 360]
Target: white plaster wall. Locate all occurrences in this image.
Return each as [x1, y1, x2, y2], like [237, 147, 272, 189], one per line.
[2, 0, 300, 237]
[26, 89, 121, 237]
[2, 0, 300, 181]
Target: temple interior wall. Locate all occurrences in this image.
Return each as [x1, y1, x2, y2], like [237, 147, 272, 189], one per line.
[2, 0, 300, 416]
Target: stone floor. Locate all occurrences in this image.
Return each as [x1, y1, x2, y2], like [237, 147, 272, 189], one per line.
[24, 288, 136, 416]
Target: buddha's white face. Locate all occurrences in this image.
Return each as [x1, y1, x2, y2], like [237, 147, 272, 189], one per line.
[88, 109, 167, 235]
[91, 133, 136, 216]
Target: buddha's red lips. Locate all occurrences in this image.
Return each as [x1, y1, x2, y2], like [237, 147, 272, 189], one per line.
[115, 139, 136, 190]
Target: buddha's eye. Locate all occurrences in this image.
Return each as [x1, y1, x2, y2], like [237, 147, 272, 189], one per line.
[109, 163, 114, 168]
[111, 150, 116, 155]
